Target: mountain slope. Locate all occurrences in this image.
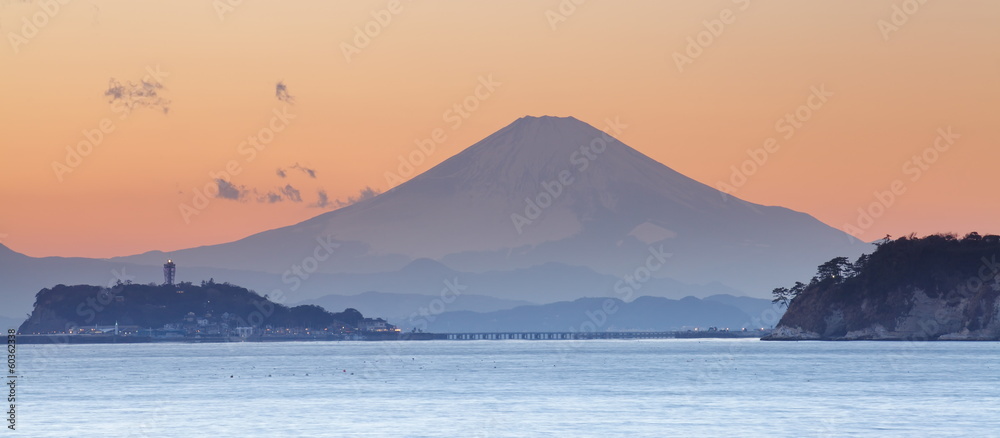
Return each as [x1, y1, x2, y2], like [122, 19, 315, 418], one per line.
[106, 115, 861, 299]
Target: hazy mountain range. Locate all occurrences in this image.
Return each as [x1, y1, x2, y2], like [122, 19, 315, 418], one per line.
[1, 116, 862, 326]
[297, 290, 780, 332]
[420, 295, 778, 333]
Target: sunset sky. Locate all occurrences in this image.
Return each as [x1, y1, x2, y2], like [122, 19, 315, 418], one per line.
[1, 0, 997, 258]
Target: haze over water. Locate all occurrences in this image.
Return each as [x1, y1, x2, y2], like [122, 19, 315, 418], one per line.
[19, 340, 1000, 437]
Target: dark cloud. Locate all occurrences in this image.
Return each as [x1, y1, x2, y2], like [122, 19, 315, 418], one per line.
[212, 180, 306, 205]
[276, 81, 295, 104]
[262, 192, 283, 203]
[336, 186, 380, 208]
[105, 78, 170, 114]
[310, 190, 332, 209]
[307, 186, 380, 209]
[215, 179, 247, 200]
[280, 184, 302, 203]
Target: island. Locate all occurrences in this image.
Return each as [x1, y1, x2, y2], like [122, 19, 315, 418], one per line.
[15, 280, 426, 343]
[764, 233, 1000, 341]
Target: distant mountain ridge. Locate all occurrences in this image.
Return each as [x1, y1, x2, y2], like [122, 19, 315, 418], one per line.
[0, 244, 740, 319]
[422, 295, 781, 333]
[299, 291, 534, 327]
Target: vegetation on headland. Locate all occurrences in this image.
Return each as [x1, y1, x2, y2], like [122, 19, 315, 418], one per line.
[18, 279, 396, 338]
[766, 233, 1000, 340]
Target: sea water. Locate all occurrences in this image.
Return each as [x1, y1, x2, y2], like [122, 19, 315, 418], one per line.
[14, 339, 1000, 437]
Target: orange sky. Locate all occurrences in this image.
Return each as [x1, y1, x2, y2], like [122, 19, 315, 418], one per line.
[1, 0, 998, 258]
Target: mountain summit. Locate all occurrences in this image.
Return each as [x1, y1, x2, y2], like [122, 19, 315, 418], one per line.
[115, 116, 862, 298]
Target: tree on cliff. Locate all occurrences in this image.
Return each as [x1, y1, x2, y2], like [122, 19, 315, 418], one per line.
[768, 232, 1000, 340]
[811, 257, 853, 285]
[772, 281, 807, 308]
[771, 287, 791, 308]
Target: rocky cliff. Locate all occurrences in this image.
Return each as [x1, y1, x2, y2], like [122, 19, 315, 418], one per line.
[763, 233, 1000, 341]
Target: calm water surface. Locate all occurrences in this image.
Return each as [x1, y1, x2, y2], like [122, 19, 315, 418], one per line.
[16, 339, 1000, 437]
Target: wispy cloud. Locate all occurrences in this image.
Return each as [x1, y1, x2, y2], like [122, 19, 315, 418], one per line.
[336, 186, 380, 208]
[262, 192, 283, 203]
[204, 180, 379, 213]
[276, 81, 295, 104]
[105, 78, 170, 114]
[309, 186, 381, 209]
[276, 163, 317, 179]
[293, 163, 316, 178]
[214, 180, 305, 205]
[310, 190, 332, 208]
[280, 184, 302, 202]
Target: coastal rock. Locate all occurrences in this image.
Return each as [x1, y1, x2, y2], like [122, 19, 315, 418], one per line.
[764, 234, 1000, 341]
[760, 326, 820, 340]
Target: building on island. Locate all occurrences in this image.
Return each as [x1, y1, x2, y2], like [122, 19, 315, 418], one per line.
[163, 259, 176, 285]
[359, 317, 399, 333]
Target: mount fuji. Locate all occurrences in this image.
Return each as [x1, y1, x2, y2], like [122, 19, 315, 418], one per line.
[107, 115, 863, 300]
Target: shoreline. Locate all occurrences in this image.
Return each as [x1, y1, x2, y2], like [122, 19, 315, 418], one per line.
[14, 331, 767, 344]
